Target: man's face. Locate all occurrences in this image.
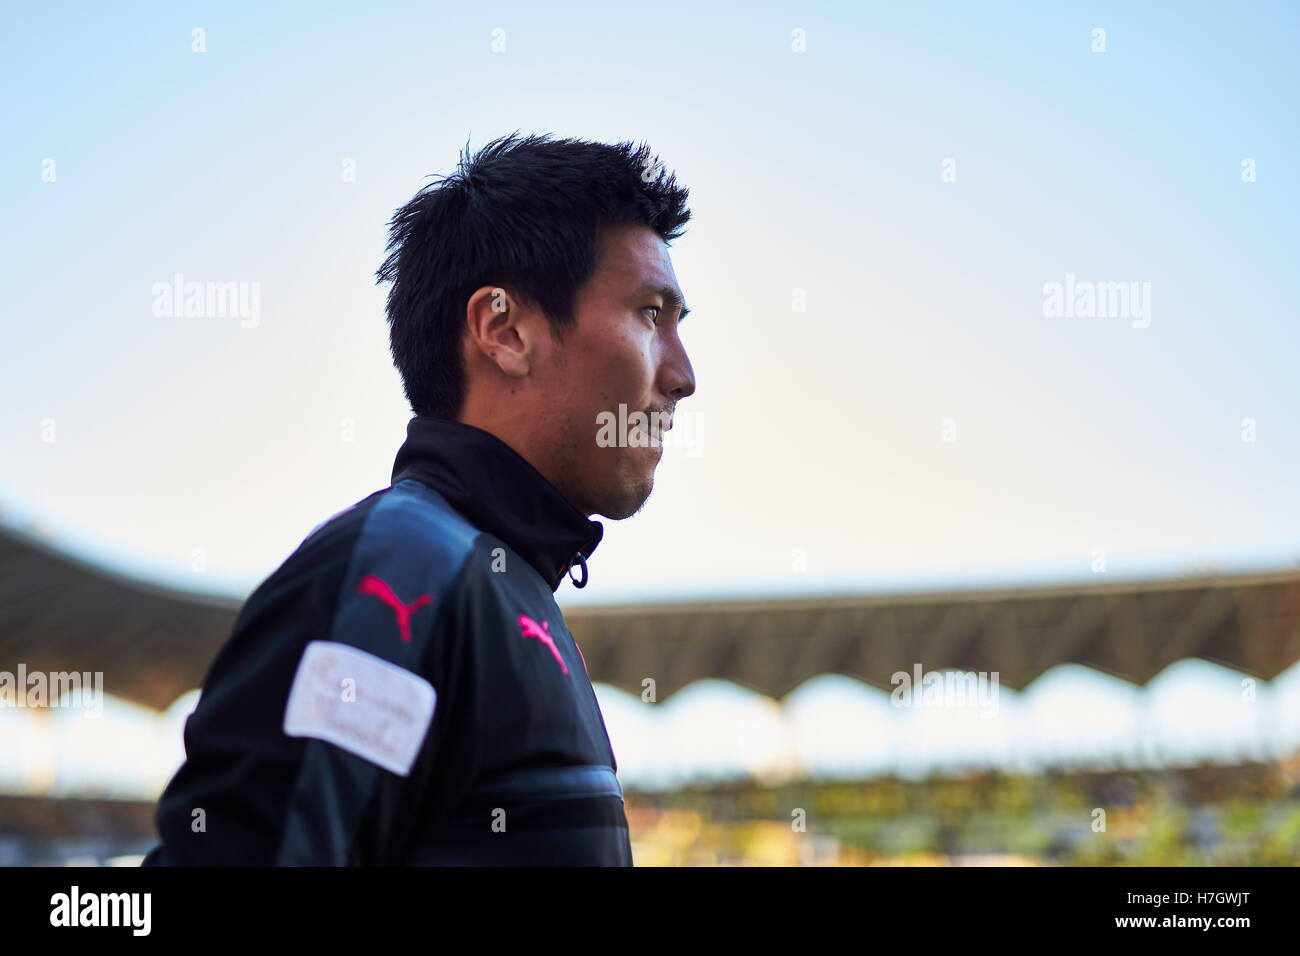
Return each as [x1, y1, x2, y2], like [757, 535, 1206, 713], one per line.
[537, 224, 695, 519]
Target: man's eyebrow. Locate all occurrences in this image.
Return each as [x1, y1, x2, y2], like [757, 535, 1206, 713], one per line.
[639, 284, 690, 321]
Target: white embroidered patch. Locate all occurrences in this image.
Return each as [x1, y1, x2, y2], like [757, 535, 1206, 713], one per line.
[283, 640, 436, 776]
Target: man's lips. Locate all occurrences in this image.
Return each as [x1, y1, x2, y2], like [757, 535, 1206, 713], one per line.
[647, 414, 673, 443]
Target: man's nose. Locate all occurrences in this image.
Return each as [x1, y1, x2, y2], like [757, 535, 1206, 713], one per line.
[660, 337, 695, 401]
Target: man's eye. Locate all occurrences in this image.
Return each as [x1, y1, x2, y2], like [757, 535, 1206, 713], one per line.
[642, 306, 660, 325]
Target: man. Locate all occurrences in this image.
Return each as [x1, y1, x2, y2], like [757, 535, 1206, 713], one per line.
[142, 132, 695, 865]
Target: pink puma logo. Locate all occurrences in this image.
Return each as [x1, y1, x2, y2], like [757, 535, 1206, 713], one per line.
[357, 574, 432, 643]
[518, 614, 568, 675]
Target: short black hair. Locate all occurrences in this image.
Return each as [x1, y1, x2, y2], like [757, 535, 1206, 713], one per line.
[376, 131, 692, 420]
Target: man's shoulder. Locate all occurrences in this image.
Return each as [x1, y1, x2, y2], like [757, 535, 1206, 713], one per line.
[240, 482, 480, 622]
[293, 480, 490, 613]
[208, 481, 487, 693]
[287, 480, 478, 571]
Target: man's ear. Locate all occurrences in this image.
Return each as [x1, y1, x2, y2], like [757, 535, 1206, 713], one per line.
[464, 285, 532, 378]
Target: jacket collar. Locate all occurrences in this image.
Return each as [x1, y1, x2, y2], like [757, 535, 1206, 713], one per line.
[390, 416, 604, 592]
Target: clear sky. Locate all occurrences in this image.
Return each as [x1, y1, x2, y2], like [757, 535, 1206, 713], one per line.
[2, 1, 1297, 606]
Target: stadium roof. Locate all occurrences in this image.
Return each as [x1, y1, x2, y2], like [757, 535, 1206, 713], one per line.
[2, 524, 1298, 710]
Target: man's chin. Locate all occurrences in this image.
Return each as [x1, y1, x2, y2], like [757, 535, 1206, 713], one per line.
[594, 475, 655, 520]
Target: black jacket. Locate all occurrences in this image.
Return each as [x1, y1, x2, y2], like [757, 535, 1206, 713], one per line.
[142, 417, 632, 865]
